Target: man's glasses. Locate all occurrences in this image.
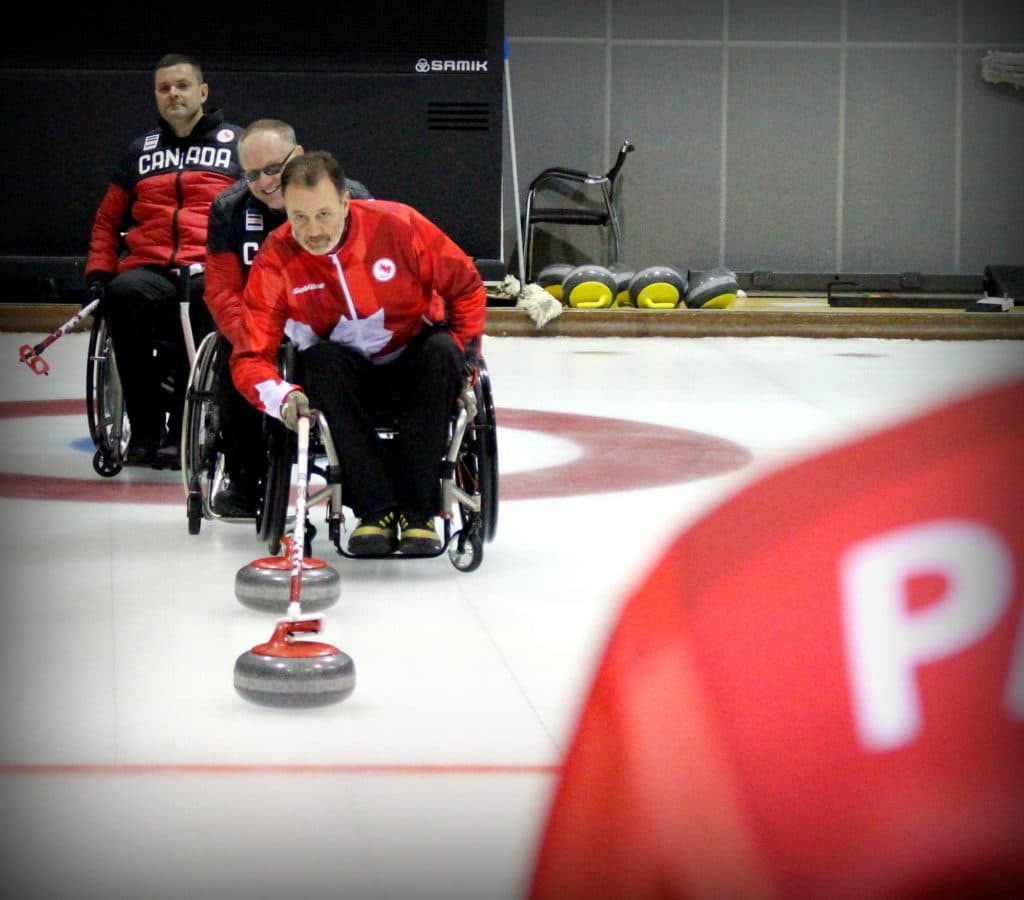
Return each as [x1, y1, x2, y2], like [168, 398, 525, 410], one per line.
[243, 147, 296, 183]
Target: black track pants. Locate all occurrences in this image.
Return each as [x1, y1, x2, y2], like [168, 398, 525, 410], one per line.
[300, 329, 462, 518]
[104, 267, 212, 446]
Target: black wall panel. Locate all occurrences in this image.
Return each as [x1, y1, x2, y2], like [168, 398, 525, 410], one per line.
[1, 0, 503, 284]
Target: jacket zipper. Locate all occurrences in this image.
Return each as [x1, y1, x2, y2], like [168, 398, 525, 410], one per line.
[330, 253, 358, 319]
[170, 165, 184, 267]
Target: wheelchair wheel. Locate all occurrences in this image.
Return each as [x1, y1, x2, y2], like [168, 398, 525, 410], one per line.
[455, 364, 498, 537]
[85, 310, 127, 477]
[258, 340, 309, 554]
[474, 364, 499, 543]
[447, 362, 499, 573]
[257, 417, 293, 555]
[449, 529, 484, 572]
[187, 494, 203, 535]
[182, 332, 228, 534]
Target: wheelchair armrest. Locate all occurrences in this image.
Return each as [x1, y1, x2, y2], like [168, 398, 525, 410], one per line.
[462, 355, 489, 389]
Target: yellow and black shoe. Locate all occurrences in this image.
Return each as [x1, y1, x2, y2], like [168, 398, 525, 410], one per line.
[348, 509, 398, 556]
[398, 513, 441, 555]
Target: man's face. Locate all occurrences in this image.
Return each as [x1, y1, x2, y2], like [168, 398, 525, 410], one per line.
[239, 132, 298, 211]
[154, 64, 207, 131]
[285, 178, 349, 255]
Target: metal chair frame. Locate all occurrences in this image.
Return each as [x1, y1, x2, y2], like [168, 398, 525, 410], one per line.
[522, 139, 635, 282]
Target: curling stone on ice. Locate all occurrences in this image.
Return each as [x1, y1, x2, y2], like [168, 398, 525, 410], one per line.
[235, 534, 341, 613]
[233, 615, 356, 708]
[562, 264, 617, 308]
[234, 413, 355, 708]
[685, 266, 739, 308]
[628, 266, 688, 308]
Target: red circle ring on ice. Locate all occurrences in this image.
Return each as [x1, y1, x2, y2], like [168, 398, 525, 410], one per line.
[0, 400, 752, 502]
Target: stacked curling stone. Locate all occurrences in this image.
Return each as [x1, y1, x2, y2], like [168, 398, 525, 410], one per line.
[536, 261, 741, 310]
[539, 261, 667, 309]
[684, 266, 741, 308]
[561, 264, 619, 308]
[610, 262, 636, 306]
[628, 266, 689, 308]
[536, 263, 574, 301]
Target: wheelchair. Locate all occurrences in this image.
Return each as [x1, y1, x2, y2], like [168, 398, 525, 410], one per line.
[257, 342, 499, 573]
[86, 266, 203, 478]
[85, 305, 129, 477]
[181, 329, 259, 534]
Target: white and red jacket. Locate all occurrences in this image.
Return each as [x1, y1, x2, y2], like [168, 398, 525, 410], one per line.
[231, 199, 486, 420]
[530, 378, 1024, 900]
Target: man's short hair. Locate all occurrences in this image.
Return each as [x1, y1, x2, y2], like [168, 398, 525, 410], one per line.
[154, 53, 203, 82]
[240, 119, 298, 150]
[281, 151, 347, 196]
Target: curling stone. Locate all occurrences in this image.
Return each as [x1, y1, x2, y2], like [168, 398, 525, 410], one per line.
[234, 617, 356, 708]
[236, 537, 341, 613]
[609, 262, 636, 306]
[562, 264, 617, 309]
[536, 263, 574, 300]
[685, 266, 739, 308]
[628, 266, 688, 309]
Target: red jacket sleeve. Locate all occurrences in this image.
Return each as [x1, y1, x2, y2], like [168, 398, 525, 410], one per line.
[410, 208, 486, 352]
[85, 183, 131, 278]
[204, 248, 246, 347]
[229, 242, 300, 420]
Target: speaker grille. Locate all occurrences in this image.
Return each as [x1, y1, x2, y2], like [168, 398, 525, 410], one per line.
[427, 102, 490, 132]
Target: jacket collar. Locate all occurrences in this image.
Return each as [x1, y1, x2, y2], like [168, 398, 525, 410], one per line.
[157, 107, 226, 144]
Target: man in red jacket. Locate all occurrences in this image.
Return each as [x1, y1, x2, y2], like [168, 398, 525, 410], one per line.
[529, 378, 1024, 899]
[85, 54, 241, 468]
[231, 150, 486, 556]
[204, 120, 371, 518]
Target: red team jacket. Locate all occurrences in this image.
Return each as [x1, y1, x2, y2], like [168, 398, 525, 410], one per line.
[205, 177, 373, 348]
[530, 378, 1024, 899]
[85, 110, 241, 278]
[204, 178, 286, 347]
[231, 199, 486, 420]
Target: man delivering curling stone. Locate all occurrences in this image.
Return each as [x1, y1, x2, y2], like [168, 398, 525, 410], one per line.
[205, 119, 371, 518]
[230, 150, 486, 557]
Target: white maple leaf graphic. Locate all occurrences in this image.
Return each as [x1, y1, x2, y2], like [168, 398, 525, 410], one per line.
[329, 307, 394, 356]
[254, 378, 294, 419]
[284, 319, 320, 350]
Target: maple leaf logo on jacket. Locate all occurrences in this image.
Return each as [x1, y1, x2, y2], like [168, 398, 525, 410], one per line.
[372, 258, 397, 281]
[329, 308, 394, 356]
